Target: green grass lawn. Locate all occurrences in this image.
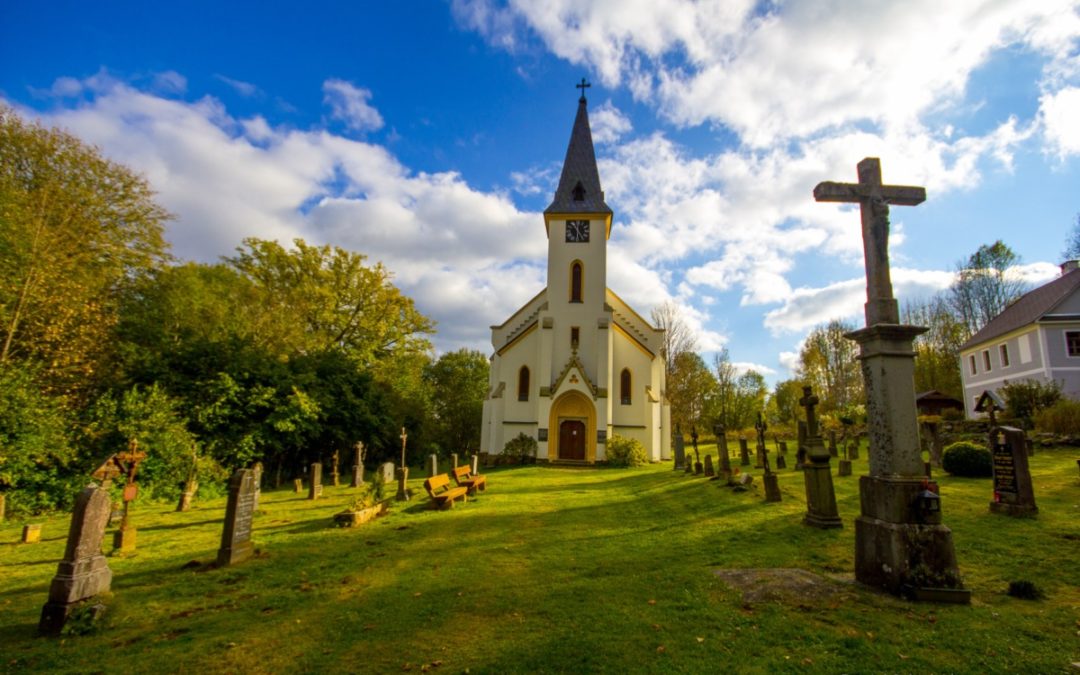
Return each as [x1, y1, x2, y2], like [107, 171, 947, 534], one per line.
[2, 445, 1078, 674]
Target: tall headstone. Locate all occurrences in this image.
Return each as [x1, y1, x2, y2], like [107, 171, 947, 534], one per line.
[451, 453, 459, 469]
[989, 426, 1038, 517]
[703, 454, 715, 478]
[798, 387, 841, 529]
[471, 454, 480, 475]
[251, 462, 263, 512]
[0, 492, 5, 522]
[828, 430, 839, 458]
[738, 438, 751, 466]
[815, 158, 966, 599]
[427, 454, 438, 478]
[308, 463, 323, 500]
[673, 433, 686, 471]
[713, 423, 731, 478]
[216, 469, 256, 567]
[39, 485, 112, 635]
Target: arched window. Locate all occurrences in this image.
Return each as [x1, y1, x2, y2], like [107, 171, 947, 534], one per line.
[572, 180, 586, 201]
[570, 261, 583, 303]
[518, 366, 530, 401]
[620, 368, 632, 405]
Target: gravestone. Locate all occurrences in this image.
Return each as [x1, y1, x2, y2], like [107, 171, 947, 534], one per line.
[838, 460, 852, 477]
[377, 461, 395, 484]
[713, 424, 731, 478]
[351, 464, 363, 489]
[763, 470, 781, 503]
[703, 454, 715, 478]
[754, 414, 768, 470]
[308, 463, 323, 500]
[738, 438, 751, 466]
[110, 440, 147, 553]
[251, 462, 263, 512]
[471, 454, 480, 475]
[23, 524, 42, 543]
[828, 430, 839, 458]
[775, 452, 787, 470]
[816, 157, 965, 599]
[217, 468, 256, 567]
[673, 433, 686, 471]
[293, 478, 303, 493]
[778, 440, 789, 455]
[798, 386, 841, 529]
[39, 485, 112, 635]
[331, 450, 340, 487]
[848, 439, 860, 460]
[395, 467, 410, 502]
[451, 453, 459, 469]
[427, 454, 438, 478]
[691, 427, 703, 474]
[989, 426, 1038, 517]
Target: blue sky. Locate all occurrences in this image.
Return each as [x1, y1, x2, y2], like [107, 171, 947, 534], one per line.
[3, 1, 1080, 385]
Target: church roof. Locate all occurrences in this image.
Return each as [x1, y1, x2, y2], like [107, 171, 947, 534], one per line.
[544, 95, 612, 216]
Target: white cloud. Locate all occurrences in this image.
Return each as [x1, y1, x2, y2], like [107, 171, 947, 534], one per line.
[216, 74, 260, 97]
[151, 70, 187, 95]
[1040, 86, 1080, 159]
[322, 79, 384, 133]
[590, 100, 632, 144]
[732, 361, 776, 376]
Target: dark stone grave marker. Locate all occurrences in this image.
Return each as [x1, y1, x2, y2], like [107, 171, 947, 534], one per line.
[217, 468, 256, 567]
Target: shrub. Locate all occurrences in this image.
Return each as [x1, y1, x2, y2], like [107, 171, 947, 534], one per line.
[1000, 379, 1062, 426]
[1034, 399, 1080, 435]
[605, 435, 648, 467]
[502, 433, 537, 464]
[942, 441, 993, 478]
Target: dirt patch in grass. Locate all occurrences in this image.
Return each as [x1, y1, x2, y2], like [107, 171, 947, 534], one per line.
[714, 567, 858, 608]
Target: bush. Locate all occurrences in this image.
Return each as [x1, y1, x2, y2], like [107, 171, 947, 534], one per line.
[1034, 399, 1080, 435]
[942, 441, 993, 478]
[502, 433, 537, 464]
[605, 435, 648, 467]
[1000, 379, 1062, 426]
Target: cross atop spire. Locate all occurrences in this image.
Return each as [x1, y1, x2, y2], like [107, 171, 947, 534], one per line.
[576, 77, 591, 102]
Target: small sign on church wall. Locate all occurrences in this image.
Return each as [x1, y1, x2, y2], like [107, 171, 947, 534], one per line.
[538, 428, 548, 442]
[597, 430, 607, 443]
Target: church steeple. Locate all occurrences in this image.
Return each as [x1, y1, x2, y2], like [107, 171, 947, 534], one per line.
[544, 82, 612, 218]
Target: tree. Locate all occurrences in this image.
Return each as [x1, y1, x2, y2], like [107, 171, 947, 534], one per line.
[948, 240, 1027, 336]
[650, 301, 698, 376]
[0, 106, 170, 400]
[768, 378, 804, 426]
[729, 370, 767, 429]
[1063, 213, 1080, 261]
[667, 351, 716, 434]
[902, 295, 966, 398]
[424, 349, 489, 455]
[711, 348, 738, 428]
[797, 319, 862, 412]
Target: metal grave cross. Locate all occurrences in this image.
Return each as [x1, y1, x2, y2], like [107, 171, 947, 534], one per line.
[813, 157, 925, 325]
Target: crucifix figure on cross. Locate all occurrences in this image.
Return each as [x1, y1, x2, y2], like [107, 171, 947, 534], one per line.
[576, 77, 591, 102]
[813, 158, 926, 326]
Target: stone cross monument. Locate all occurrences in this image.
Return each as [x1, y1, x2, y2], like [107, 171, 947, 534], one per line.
[815, 158, 967, 600]
[799, 386, 841, 528]
[396, 427, 410, 502]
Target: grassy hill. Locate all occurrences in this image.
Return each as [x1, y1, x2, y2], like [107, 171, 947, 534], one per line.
[2, 444, 1078, 673]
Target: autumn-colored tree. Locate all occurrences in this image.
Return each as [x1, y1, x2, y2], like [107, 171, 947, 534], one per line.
[902, 296, 966, 398]
[797, 319, 862, 413]
[667, 351, 716, 434]
[0, 106, 170, 400]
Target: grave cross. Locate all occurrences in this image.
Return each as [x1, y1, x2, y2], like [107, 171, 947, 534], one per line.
[576, 77, 591, 101]
[399, 427, 408, 470]
[754, 413, 767, 447]
[799, 386, 820, 439]
[813, 158, 925, 325]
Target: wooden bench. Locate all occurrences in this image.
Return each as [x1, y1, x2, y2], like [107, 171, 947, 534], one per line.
[452, 465, 487, 495]
[423, 474, 468, 510]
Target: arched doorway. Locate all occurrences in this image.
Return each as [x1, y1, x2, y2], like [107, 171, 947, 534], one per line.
[549, 390, 596, 462]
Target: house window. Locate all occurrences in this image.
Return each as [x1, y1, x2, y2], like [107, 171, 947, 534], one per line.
[1018, 333, 1032, 363]
[968, 354, 977, 376]
[517, 366, 530, 401]
[571, 326, 580, 349]
[620, 368, 632, 405]
[570, 261, 583, 303]
[982, 350, 991, 372]
[1067, 331, 1080, 357]
[999, 344, 1010, 368]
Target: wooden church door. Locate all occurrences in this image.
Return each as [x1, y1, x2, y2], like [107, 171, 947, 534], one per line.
[559, 420, 586, 460]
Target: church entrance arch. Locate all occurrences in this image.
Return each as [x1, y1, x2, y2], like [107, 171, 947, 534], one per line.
[549, 390, 596, 462]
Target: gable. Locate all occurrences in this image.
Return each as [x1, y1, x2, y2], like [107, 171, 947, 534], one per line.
[960, 268, 1080, 350]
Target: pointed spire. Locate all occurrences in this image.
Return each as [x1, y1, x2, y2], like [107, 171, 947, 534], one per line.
[544, 86, 612, 216]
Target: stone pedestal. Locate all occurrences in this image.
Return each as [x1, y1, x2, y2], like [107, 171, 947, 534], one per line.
[395, 467, 410, 502]
[847, 324, 967, 599]
[763, 473, 781, 502]
[39, 486, 112, 635]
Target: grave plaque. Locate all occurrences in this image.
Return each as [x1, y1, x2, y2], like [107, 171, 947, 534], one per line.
[308, 462, 323, 500]
[989, 426, 1038, 517]
[217, 469, 256, 567]
[39, 485, 112, 635]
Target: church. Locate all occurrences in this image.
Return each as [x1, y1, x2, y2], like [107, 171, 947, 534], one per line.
[480, 88, 671, 463]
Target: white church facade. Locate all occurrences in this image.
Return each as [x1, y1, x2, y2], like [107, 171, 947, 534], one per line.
[480, 91, 671, 463]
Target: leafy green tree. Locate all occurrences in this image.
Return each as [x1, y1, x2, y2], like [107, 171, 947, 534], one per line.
[797, 319, 862, 412]
[902, 296, 966, 398]
[424, 349, 489, 456]
[668, 351, 716, 434]
[0, 106, 170, 400]
[728, 370, 767, 429]
[768, 378, 804, 426]
[948, 240, 1027, 336]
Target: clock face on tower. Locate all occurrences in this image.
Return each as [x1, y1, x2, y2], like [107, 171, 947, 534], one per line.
[565, 219, 590, 243]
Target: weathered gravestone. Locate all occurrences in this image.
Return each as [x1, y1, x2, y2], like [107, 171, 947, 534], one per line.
[39, 485, 112, 635]
[351, 441, 367, 488]
[377, 461, 395, 484]
[989, 426, 1038, 517]
[763, 456, 781, 503]
[427, 454, 438, 478]
[798, 386, 841, 529]
[109, 440, 147, 553]
[828, 430, 839, 458]
[308, 463, 323, 500]
[775, 449, 787, 470]
[396, 428, 410, 501]
[703, 454, 715, 478]
[713, 423, 731, 479]
[331, 450, 340, 487]
[673, 432, 686, 471]
[217, 468, 256, 567]
[251, 462, 263, 512]
[738, 438, 751, 466]
[293, 478, 303, 494]
[471, 454, 480, 476]
[0, 492, 6, 522]
[815, 157, 966, 600]
[22, 524, 42, 543]
[451, 453, 459, 469]
[176, 445, 199, 512]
